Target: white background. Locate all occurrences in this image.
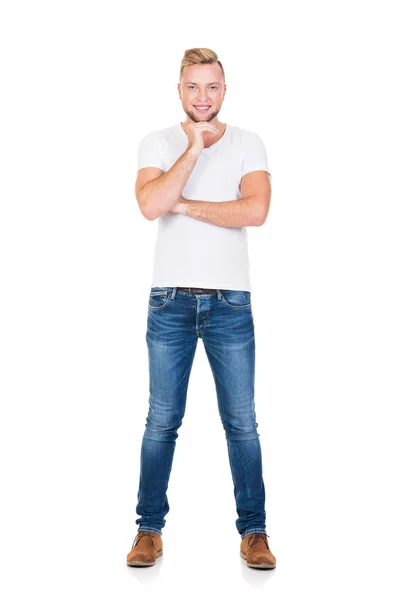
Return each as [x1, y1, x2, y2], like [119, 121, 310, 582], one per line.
[1, 0, 399, 598]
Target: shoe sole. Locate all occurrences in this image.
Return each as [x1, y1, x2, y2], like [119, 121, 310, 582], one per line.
[127, 549, 163, 567]
[240, 551, 276, 569]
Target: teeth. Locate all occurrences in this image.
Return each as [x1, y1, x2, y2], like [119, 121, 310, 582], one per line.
[196, 106, 210, 110]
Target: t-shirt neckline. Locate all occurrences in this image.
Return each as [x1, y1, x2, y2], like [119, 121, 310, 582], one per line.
[178, 122, 229, 152]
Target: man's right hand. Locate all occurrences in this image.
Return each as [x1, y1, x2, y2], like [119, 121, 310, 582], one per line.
[186, 122, 219, 153]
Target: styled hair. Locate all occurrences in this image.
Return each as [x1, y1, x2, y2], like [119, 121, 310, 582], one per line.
[180, 48, 225, 82]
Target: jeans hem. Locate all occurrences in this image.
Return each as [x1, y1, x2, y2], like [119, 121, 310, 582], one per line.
[240, 527, 267, 539]
[137, 526, 163, 536]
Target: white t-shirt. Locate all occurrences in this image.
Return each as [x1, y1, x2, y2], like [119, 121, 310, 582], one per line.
[137, 123, 270, 292]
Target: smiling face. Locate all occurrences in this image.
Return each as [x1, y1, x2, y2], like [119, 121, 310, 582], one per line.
[178, 62, 226, 124]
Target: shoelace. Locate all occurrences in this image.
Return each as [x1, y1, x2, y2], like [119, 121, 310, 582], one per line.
[132, 531, 154, 548]
[248, 532, 270, 549]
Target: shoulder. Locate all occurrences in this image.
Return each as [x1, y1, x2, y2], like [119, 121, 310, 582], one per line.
[236, 126, 265, 144]
[137, 130, 161, 153]
[228, 125, 265, 150]
[139, 125, 181, 153]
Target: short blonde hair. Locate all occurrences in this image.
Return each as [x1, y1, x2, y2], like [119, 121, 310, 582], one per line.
[180, 47, 225, 82]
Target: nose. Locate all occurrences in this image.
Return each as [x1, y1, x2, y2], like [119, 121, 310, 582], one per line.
[197, 91, 209, 103]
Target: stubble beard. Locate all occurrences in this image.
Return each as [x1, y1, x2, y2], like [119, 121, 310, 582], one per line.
[184, 107, 220, 123]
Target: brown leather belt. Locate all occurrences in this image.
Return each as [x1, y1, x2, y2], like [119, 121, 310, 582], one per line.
[176, 287, 226, 294]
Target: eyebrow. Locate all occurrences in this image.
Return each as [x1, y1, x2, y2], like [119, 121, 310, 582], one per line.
[184, 81, 221, 85]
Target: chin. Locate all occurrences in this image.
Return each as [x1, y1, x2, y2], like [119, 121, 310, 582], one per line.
[186, 109, 219, 123]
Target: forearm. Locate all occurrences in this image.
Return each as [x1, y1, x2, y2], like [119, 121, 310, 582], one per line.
[180, 196, 263, 228]
[141, 148, 200, 220]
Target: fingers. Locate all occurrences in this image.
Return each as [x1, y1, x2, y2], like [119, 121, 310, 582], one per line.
[188, 122, 218, 135]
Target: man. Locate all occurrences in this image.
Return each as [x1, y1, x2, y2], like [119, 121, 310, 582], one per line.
[126, 48, 276, 570]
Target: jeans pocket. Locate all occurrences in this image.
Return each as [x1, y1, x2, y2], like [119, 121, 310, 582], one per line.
[148, 288, 172, 310]
[220, 290, 251, 309]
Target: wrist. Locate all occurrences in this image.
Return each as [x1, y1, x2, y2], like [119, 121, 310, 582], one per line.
[179, 198, 189, 215]
[186, 146, 201, 159]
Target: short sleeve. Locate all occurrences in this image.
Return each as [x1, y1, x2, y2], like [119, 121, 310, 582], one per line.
[241, 131, 270, 177]
[137, 131, 165, 171]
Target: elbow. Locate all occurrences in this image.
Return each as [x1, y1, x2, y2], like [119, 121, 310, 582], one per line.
[254, 197, 271, 226]
[255, 211, 268, 226]
[135, 183, 158, 221]
[138, 196, 158, 221]
[142, 208, 158, 221]
[251, 208, 268, 227]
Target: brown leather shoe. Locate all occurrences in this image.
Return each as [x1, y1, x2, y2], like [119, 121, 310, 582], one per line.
[126, 531, 163, 567]
[240, 533, 276, 569]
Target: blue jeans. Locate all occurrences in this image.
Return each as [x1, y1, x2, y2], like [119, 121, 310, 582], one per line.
[135, 287, 267, 539]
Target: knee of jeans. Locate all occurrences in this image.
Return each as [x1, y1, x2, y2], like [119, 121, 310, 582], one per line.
[144, 413, 184, 441]
[222, 420, 260, 442]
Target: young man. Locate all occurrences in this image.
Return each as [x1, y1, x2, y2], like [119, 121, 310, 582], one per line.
[126, 48, 276, 570]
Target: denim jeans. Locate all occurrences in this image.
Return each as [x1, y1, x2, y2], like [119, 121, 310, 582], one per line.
[135, 287, 267, 539]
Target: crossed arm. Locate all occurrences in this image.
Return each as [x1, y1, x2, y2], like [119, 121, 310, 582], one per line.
[170, 170, 272, 228]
